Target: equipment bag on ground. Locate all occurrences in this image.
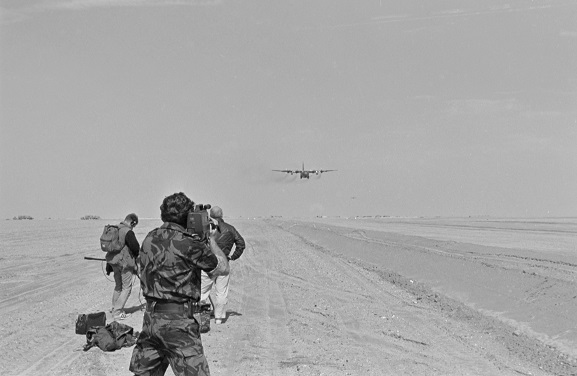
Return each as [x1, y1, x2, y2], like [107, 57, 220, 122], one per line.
[75, 312, 106, 335]
[83, 321, 138, 352]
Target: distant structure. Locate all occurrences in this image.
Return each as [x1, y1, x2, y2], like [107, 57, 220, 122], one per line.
[13, 215, 33, 220]
[81, 215, 101, 220]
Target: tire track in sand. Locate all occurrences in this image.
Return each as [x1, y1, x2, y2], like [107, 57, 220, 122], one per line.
[204, 235, 291, 375]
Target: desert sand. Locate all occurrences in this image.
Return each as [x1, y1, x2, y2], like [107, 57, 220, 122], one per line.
[0, 217, 576, 375]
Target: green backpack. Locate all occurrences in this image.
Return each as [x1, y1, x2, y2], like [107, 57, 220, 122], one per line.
[100, 225, 124, 253]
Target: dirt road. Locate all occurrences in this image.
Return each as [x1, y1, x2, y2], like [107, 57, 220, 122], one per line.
[0, 218, 576, 375]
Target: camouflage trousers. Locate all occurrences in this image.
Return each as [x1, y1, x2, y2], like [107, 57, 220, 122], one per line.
[129, 311, 210, 376]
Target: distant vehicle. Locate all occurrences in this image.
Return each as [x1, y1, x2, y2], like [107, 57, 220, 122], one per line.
[273, 162, 336, 179]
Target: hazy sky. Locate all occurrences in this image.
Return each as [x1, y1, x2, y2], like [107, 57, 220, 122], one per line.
[1, 0, 576, 219]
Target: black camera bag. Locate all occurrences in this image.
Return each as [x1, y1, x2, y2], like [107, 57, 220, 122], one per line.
[75, 312, 106, 335]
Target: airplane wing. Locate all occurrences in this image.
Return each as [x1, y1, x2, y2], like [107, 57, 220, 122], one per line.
[306, 169, 336, 175]
[272, 169, 298, 174]
[308, 169, 336, 173]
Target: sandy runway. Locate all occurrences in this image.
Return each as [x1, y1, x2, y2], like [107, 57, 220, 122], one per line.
[0, 217, 576, 375]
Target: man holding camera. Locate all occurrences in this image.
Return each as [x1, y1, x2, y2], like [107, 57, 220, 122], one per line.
[201, 206, 245, 325]
[129, 192, 229, 376]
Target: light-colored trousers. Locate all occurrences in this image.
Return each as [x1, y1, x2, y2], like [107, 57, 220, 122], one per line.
[200, 270, 230, 320]
[111, 264, 134, 317]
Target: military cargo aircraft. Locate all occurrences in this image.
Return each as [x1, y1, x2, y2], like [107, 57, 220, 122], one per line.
[273, 163, 336, 179]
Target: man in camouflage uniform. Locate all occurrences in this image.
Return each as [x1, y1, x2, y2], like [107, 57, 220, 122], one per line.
[129, 192, 229, 376]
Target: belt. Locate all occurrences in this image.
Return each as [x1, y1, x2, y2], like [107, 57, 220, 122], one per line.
[146, 300, 190, 314]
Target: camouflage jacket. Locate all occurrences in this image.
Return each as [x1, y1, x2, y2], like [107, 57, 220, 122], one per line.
[138, 222, 218, 303]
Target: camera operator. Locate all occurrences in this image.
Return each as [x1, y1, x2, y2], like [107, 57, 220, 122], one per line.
[129, 192, 229, 376]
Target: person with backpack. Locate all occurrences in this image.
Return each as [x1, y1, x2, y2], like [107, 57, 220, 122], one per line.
[104, 213, 140, 321]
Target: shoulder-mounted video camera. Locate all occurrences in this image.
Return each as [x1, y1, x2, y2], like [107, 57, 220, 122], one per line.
[186, 204, 218, 242]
